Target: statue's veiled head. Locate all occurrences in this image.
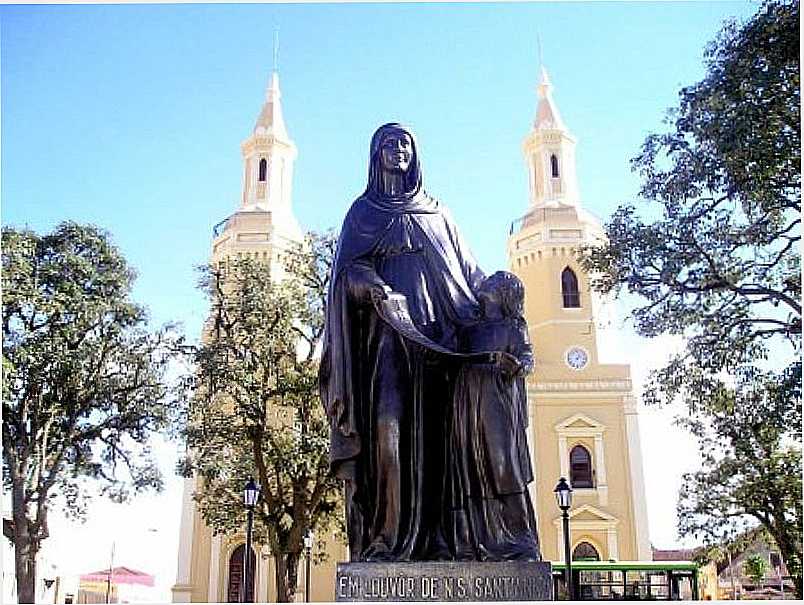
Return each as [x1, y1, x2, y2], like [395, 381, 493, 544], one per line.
[366, 123, 423, 201]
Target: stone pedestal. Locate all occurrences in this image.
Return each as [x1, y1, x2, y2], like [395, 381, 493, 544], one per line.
[335, 561, 553, 601]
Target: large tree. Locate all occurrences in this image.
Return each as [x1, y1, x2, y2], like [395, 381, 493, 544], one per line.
[179, 232, 341, 602]
[2, 223, 176, 603]
[580, 0, 801, 596]
[676, 363, 802, 595]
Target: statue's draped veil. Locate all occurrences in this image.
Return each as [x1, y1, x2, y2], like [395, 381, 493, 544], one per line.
[364, 123, 434, 211]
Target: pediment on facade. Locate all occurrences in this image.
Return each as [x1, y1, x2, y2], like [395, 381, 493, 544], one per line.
[553, 504, 619, 528]
[570, 504, 618, 522]
[555, 413, 605, 432]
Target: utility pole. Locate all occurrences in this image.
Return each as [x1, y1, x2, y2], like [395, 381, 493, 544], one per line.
[105, 541, 115, 604]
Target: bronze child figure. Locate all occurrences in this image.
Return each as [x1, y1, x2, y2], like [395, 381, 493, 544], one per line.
[448, 270, 541, 561]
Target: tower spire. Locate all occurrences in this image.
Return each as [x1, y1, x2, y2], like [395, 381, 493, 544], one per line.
[534, 64, 564, 130]
[522, 65, 579, 207]
[254, 67, 289, 140]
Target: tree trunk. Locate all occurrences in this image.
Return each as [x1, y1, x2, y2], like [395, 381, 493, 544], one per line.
[770, 525, 802, 600]
[727, 549, 737, 600]
[287, 552, 300, 602]
[14, 537, 37, 604]
[11, 475, 38, 604]
[274, 552, 301, 602]
[274, 555, 289, 602]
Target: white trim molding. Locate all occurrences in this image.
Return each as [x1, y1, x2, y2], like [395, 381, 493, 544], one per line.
[171, 477, 196, 602]
[531, 380, 632, 393]
[526, 405, 541, 531]
[208, 534, 222, 602]
[553, 504, 620, 561]
[623, 396, 652, 561]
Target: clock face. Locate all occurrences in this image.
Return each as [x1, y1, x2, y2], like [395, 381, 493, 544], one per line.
[566, 347, 589, 370]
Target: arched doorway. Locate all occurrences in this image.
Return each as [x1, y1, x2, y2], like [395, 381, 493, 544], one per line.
[227, 544, 256, 602]
[573, 541, 601, 561]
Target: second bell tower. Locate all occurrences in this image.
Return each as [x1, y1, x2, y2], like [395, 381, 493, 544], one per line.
[508, 66, 652, 565]
[240, 72, 297, 218]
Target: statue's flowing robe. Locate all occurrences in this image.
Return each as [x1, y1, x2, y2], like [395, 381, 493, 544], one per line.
[320, 191, 485, 560]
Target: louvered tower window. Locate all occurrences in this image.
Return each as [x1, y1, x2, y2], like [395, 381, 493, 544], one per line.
[550, 154, 560, 178]
[570, 445, 594, 488]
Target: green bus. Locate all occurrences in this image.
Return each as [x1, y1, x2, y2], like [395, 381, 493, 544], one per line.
[552, 560, 701, 600]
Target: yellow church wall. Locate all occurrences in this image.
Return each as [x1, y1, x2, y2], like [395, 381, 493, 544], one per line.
[529, 391, 641, 562]
[184, 500, 345, 602]
[309, 539, 348, 602]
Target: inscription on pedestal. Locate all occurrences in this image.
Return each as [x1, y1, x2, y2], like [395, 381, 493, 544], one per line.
[336, 561, 553, 601]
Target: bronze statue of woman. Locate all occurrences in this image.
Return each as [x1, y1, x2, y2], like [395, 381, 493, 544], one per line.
[319, 123, 486, 562]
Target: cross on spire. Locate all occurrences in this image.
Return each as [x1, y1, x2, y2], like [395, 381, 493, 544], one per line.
[273, 27, 280, 74]
[537, 32, 544, 72]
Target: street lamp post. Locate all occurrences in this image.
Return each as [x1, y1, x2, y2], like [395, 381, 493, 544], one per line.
[554, 477, 574, 600]
[242, 478, 261, 603]
[304, 529, 314, 603]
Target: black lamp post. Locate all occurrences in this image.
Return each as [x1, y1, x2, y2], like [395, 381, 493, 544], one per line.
[554, 477, 574, 600]
[242, 478, 261, 603]
[304, 529, 314, 603]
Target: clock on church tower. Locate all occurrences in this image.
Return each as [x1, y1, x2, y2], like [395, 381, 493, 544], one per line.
[507, 66, 652, 564]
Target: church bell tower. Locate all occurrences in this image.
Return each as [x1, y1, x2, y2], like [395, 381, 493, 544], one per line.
[172, 71, 345, 603]
[209, 71, 303, 280]
[509, 66, 652, 565]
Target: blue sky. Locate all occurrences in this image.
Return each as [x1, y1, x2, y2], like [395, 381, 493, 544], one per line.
[2, 1, 759, 337]
[1, 0, 762, 595]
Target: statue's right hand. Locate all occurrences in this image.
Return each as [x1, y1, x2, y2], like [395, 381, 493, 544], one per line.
[370, 284, 392, 304]
[494, 351, 521, 376]
[346, 265, 391, 304]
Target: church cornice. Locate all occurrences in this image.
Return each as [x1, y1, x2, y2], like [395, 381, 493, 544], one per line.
[240, 136, 297, 156]
[523, 130, 577, 149]
[528, 379, 633, 393]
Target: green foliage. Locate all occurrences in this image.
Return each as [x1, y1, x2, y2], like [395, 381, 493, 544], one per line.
[677, 363, 801, 592]
[179, 231, 341, 602]
[582, 0, 800, 396]
[744, 554, 769, 587]
[2, 222, 176, 602]
[579, 1, 801, 597]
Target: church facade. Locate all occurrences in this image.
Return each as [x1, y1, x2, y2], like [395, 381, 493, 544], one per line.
[172, 66, 650, 602]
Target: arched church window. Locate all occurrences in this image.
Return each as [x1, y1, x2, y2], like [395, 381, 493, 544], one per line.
[573, 541, 600, 561]
[570, 444, 594, 488]
[561, 267, 580, 308]
[550, 154, 560, 178]
[258, 158, 268, 182]
[227, 544, 256, 602]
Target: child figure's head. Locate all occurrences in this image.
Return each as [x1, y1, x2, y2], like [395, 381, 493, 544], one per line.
[477, 271, 525, 318]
